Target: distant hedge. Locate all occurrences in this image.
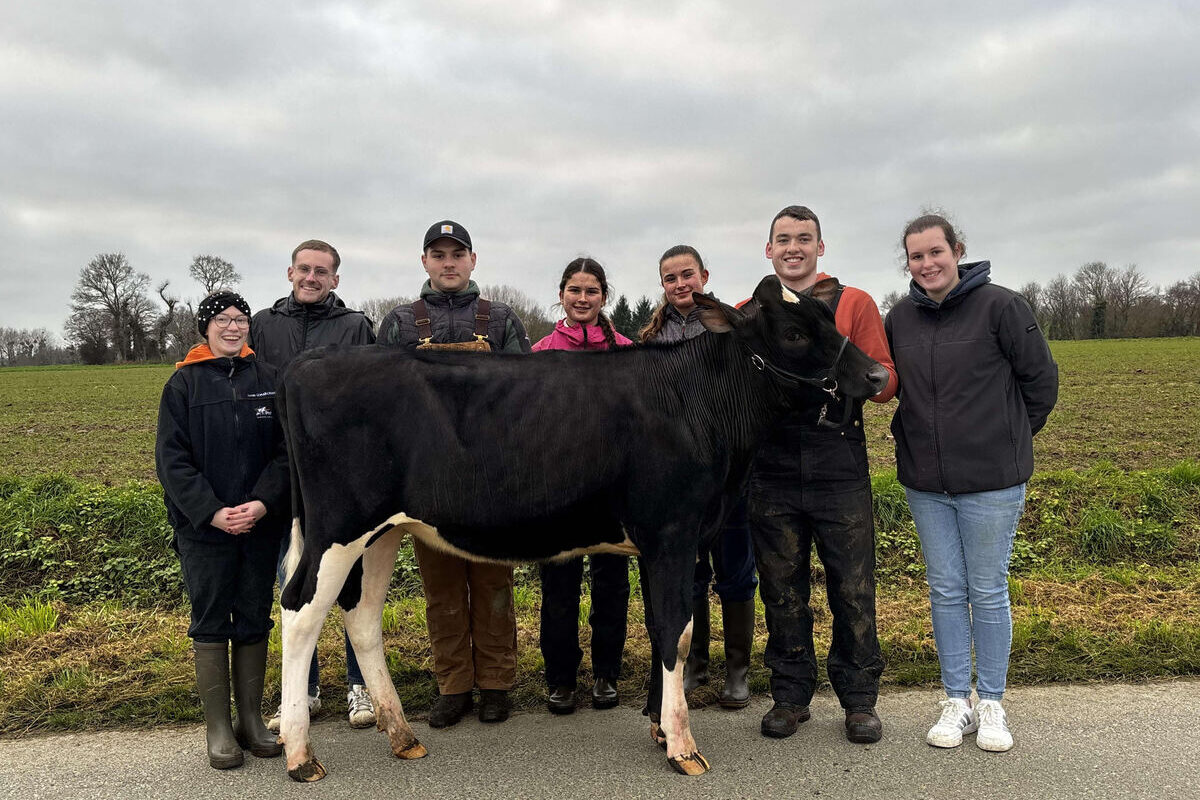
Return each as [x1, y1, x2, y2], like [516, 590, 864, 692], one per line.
[2, 463, 1197, 604]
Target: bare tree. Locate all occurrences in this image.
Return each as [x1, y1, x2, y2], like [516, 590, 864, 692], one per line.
[189, 254, 242, 294]
[356, 296, 414, 332]
[69, 253, 156, 361]
[1042, 274, 1082, 340]
[64, 307, 112, 364]
[878, 290, 904, 317]
[1107, 264, 1149, 337]
[479, 284, 554, 343]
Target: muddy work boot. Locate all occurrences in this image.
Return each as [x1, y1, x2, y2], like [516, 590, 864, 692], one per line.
[717, 599, 755, 709]
[683, 597, 711, 692]
[231, 639, 283, 758]
[478, 689, 512, 723]
[193, 641, 244, 769]
[760, 702, 811, 739]
[428, 691, 473, 728]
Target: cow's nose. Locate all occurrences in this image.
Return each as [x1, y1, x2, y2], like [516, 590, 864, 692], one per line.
[867, 364, 890, 396]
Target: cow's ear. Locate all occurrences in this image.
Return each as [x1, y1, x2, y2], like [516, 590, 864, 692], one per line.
[693, 293, 743, 334]
[805, 277, 840, 307]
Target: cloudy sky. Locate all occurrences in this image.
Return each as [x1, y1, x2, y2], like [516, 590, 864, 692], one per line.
[5, 1, 1198, 338]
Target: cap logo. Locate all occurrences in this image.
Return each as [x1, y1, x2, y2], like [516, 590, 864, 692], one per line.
[441, 224, 453, 234]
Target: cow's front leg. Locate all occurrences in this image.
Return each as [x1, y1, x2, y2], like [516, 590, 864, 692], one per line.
[281, 531, 367, 782]
[344, 526, 426, 761]
[642, 555, 710, 776]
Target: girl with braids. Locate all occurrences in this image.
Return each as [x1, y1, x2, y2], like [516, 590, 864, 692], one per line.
[532, 257, 633, 714]
[641, 245, 759, 710]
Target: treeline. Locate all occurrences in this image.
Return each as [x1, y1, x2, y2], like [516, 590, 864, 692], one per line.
[880, 262, 1200, 340]
[35, 250, 672, 365]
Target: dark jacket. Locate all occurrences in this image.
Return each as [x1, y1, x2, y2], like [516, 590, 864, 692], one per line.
[651, 304, 707, 344]
[885, 260, 1059, 494]
[376, 280, 531, 353]
[248, 292, 375, 371]
[155, 350, 290, 542]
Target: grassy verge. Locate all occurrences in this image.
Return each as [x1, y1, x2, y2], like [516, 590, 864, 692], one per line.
[4, 562, 1198, 735]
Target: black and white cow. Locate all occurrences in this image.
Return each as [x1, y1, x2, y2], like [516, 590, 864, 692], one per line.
[275, 275, 888, 781]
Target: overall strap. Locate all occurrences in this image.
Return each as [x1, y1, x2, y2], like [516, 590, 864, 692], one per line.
[411, 299, 433, 345]
[474, 298, 491, 342]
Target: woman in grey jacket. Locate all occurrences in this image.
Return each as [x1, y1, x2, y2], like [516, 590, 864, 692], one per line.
[885, 214, 1058, 754]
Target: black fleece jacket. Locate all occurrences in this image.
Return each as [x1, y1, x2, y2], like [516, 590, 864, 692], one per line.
[248, 292, 375, 371]
[155, 353, 289, 542]
[885, 261, 1058, 494]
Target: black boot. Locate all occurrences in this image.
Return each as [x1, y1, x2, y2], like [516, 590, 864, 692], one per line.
[231, 639, 283, 758]
[718, 599, 754, 709]
[683, 596, 710, 692]
[193, 641, 243, 769]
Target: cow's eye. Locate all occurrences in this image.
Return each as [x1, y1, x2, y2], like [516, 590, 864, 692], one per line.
[785, 331, 808, 343]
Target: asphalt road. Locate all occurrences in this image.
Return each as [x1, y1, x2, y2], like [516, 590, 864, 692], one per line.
[1, 681, 1196, 800]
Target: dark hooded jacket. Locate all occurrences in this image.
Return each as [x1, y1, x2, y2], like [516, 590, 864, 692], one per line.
[376, 280, 531, 353]
[155, 347, 290, 543]
[248, 292, 375, 371]
[884, 260, 1058, 494]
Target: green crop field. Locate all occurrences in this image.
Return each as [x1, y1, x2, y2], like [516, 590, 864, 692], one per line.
[1, 337, 1198, 735]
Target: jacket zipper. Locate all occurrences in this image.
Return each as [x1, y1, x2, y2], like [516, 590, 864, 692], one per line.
[229, 360, 246, 501]
[930, 310, 947, 492]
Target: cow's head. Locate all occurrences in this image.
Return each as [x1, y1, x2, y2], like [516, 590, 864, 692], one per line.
[693, 275, 888, 403]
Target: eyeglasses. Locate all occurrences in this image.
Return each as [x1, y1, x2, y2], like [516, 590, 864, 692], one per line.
[212, 315, 250, 329]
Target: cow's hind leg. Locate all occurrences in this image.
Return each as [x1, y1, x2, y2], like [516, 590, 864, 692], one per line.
[344, 526, 426, 761]
[640, 556, 709, 775]
[280, 526, 370, 782]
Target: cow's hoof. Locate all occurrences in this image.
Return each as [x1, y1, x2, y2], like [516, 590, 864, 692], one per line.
[668, 751, 711, 776]
[287, 758, 328, 782]
[395, 741, 428, 760]
[650, 722, 667, 750]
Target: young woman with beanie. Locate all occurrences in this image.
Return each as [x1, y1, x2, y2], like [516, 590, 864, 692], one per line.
[155, 291, 290, 769]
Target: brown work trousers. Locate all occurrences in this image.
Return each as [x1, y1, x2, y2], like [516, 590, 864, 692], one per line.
[412, 539, 518, 694]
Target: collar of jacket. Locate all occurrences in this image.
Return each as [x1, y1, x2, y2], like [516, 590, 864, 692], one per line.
[273, 291, 348, 318]
[175, 342, 255, 370]
[907, 260, 992, 310]
[664, 299, 709, 325]
[420, 279, 481, 307]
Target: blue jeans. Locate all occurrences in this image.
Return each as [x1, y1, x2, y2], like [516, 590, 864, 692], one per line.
[905, 484, 1026, 701]
[277, 538, 363, 693]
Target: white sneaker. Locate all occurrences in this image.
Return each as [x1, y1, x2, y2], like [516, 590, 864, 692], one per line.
[926, 697, 978, 748]
[347, 684, 376, 729]
[976, 699, 1014, 752]
[266, 687, 321, 733]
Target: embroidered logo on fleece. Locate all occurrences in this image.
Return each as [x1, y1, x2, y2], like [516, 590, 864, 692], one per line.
[255, 406, 273, 419]
[246, 391, 275, 399]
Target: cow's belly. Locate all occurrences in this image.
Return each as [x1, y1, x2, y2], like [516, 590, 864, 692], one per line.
[376, 508, 638, 563]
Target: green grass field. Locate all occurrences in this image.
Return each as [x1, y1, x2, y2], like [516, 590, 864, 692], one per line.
[1, 337, 1198, 735]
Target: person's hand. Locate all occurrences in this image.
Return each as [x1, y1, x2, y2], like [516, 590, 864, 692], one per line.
[224, 501, 268, 534]
[210, 507, 244, 535]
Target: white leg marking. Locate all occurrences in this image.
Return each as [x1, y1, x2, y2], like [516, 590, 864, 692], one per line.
[662, 619, 698, 759]
[281, 530, 373, 774]
[344, 527, 424, 757]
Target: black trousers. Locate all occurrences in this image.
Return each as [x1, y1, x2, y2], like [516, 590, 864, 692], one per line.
[174, 529, 281, 644]
[539, 554, 630, 687]
[693, 494, 758, 603]
[749, 472, 883, 711]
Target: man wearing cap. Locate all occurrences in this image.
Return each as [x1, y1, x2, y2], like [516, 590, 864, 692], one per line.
[378, 220, 530, 727]
[248, 239, 378, 732]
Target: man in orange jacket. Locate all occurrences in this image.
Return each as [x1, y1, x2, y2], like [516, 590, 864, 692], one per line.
[747, 205, 898, 744]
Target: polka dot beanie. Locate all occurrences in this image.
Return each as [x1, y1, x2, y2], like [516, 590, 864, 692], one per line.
[197, 291, 252, 335]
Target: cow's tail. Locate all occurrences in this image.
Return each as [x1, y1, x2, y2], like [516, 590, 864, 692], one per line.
[276, 367, 305, 590]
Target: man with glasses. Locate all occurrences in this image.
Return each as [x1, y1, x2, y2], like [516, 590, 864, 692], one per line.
[249, 239, 377, 732]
